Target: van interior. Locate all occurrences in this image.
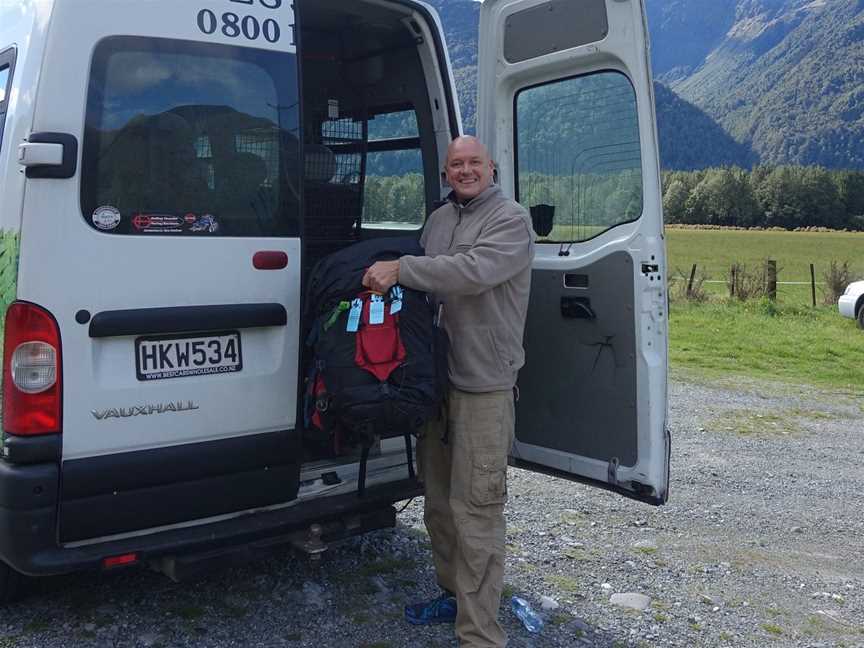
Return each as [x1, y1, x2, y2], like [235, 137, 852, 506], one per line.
[296, 0, 445, 465]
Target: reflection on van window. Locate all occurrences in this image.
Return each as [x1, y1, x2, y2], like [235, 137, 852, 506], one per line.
[515, 71, 643, 243]
[81, 37, 300, 236]
[0, 66, 8, 103]
[364, 150, 425, 230]
[362, 108, 424, 230]
[367, 109, 418, 141]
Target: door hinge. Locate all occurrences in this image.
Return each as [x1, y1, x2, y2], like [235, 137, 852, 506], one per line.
[607, 457, 619, 486]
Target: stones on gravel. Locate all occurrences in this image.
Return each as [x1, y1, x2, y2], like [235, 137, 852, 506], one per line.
[609, 592, 652, 610]
[539, 595, 559, 611]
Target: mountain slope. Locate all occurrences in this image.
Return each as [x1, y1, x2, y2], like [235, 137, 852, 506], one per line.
[647, 0, 864, 168]
[429, 0, 751, 169]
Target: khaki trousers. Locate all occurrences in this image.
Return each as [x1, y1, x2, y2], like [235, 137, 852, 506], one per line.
[417, 387, 515, 648]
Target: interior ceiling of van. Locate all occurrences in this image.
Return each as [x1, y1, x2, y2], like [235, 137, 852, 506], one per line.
[299, 0, 420, 58]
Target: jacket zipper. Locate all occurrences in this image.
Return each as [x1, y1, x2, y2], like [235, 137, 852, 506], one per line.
[447, 206, 463, 251]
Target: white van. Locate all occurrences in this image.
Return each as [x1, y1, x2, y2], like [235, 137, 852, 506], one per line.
[0, 0, 669, 601]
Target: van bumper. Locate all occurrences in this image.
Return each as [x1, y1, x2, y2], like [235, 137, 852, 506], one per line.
[0, 458, 422, 577]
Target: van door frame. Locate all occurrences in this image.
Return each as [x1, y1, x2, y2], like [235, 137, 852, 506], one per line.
[476, 0, 670, 505]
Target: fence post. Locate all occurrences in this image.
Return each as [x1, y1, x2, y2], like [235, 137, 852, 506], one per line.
[686, 263, 697, 299]
[730, 265, 736, 298]
[810, 263, 816, 307]
[766, 259, 777, 301]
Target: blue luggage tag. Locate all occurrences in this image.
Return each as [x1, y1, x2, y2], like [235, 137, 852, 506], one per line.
[346, 298, 363, 332]
[389, 285, 403, 315]
[369, 294, 385, 325]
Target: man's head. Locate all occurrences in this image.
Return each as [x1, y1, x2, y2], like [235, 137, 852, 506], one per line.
[444, 136, 494, 202]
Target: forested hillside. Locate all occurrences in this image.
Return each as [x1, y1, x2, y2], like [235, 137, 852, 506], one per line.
[429, 0, 864, 171]
[646, 0, 864, 169]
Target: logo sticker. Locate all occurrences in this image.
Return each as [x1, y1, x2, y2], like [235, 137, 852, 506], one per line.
[131, 213, 183, 233]
[189, 214, 219, 233]
[92, 206, 121, 231]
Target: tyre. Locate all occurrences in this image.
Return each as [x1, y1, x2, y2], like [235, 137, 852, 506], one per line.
[858, 304, 864, 330]
[0, 560, 22, 605]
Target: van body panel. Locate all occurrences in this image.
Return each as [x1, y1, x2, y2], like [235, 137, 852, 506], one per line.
[12, 0, 304, 541]
[477, 0, 669, 503]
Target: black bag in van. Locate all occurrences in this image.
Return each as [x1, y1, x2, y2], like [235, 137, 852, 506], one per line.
[303, 238, 448, 495]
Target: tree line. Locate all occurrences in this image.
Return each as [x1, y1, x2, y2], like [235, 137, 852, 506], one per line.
[663, 166, 864, 230]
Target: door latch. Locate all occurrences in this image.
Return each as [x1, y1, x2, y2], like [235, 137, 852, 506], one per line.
[18, 132, 78, 179]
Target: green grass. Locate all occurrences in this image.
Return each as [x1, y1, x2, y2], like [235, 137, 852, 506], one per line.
[667, 228, 864, 304]
[669, 300, 864, 393]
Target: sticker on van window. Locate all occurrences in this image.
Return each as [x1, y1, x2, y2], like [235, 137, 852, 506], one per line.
[189, 214, 220, 233]
[132, 213, 184, 234]
[92, 206, 122, 231]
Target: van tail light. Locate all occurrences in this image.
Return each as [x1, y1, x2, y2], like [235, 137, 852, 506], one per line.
[2, 302, 62, 436]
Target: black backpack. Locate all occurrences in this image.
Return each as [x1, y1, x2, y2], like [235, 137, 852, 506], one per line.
[303, 238, 448, 495]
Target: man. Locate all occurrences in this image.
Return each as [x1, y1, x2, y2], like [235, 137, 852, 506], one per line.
[363, 136, 535, 647]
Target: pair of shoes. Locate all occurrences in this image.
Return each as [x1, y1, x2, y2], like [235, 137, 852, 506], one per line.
[405, 592, 457, 625]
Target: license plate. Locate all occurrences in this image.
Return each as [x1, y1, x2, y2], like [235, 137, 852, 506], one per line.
[135, 331, 242, 381]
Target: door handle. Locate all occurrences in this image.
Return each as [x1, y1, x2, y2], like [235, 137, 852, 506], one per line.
[561, 296, 596, 320]
[18, 142, 64, 166]
[20, 132, 78, 179]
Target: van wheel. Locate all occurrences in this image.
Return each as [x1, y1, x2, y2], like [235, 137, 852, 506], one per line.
[858, 305, 864, 330]
[0, 561, 22, 605]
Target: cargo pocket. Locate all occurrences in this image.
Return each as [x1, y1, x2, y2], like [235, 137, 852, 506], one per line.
[470, 452, 508, 506]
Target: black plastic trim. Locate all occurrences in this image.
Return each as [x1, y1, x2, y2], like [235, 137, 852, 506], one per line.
[0, 461, 58, 511]
[509, 457, 666, 506]
[1, 434, 61, 465]
[60, 430, 301, 542]
[25, 132, 79, 179]
[0, 472, 421, 576]
[88, 303, 287, 338]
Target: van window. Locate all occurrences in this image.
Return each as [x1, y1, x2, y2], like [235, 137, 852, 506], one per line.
[363, 109, 425, 230]
[0, 49, 15, 152]
[81, 37, 300, 236]
[0, 67, 8, 103]
[515, 70, 643, 242]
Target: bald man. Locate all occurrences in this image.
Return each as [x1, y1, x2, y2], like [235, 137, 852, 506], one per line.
[363, 137, 535, 648]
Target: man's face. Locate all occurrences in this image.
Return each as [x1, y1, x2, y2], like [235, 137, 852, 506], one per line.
[444, 139, 494, 202]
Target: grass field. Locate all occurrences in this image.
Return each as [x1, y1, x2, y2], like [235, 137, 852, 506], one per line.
[669, 300, 864, 394]
[664, 228, 864, 392]
[666, 228, 864, 304]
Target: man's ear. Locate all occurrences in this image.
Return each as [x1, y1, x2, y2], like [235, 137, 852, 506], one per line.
[441, 170, 450, 188]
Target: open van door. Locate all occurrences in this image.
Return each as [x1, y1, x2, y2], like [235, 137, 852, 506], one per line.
[477, 0, 669, 504]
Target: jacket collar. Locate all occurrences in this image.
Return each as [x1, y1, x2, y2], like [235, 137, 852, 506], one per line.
[447, 184, 501, 213]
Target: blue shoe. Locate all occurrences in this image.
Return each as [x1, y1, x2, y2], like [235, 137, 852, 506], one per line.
[405, 592, 457, 625]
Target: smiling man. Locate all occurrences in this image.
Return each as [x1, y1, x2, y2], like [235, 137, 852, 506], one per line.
[363, 136, 535, 648]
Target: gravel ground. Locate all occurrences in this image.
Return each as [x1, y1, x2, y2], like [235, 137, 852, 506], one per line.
[1, 375, 862, 648]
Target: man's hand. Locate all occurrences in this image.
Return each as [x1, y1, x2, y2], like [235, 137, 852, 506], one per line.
[362, 260, 400, 293]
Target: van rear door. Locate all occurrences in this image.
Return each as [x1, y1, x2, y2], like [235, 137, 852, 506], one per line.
[19, 0, 303, 541]
[477, 0, 669, 503]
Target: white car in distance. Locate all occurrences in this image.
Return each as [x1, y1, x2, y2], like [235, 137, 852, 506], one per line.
[838, 281, 864, 329]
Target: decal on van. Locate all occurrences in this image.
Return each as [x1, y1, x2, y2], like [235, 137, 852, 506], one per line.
[0, 229, 20, 429]
[92, 205, 122, 231]
[0, 230, 18, 312]
[92, 400, 200, 421]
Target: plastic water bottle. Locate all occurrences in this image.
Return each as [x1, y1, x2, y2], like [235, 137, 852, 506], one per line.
[510, 595, 544, 633]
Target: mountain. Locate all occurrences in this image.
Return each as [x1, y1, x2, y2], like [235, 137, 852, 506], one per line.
[428, 0, 863, 171]
[427, 0, 752, 169]
[646, 0, 864, 168]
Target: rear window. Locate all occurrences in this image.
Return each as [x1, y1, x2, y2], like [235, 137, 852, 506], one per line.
[81, 37, 300, 236]
[0, 48, 15, 152]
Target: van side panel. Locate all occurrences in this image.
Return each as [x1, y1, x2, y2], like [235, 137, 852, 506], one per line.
[0, 1, 55, 435]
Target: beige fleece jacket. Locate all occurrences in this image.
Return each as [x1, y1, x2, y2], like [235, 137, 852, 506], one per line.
[399, 184, 535, 392]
